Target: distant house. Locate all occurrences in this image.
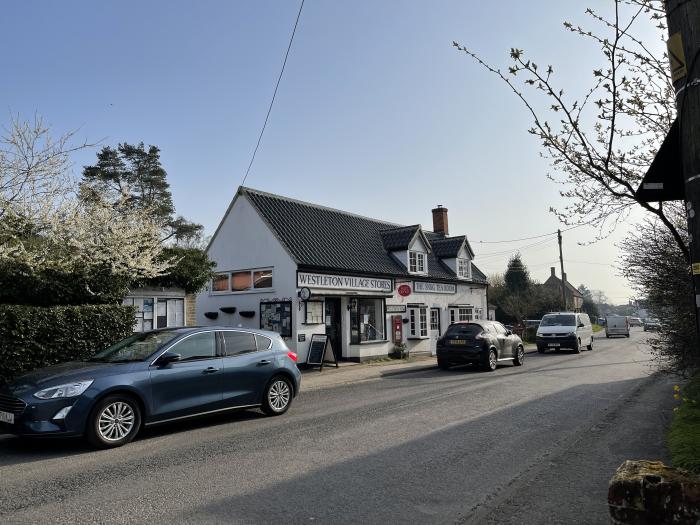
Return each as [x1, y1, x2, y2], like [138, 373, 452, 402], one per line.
[543, 267, 584, 312]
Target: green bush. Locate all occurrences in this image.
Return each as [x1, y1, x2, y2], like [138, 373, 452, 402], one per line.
[0, 304, 135, 382]
[668, 374, 700, 475]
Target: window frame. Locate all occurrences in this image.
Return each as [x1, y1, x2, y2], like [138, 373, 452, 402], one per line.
[408, 305, 429, 339]
[408, 250, 427, 274]
[210, 267, 274, 295]
[457, 258, 471, 279]
[163, 330, 218, 362]
[350, 297, 387, 344]
[303, 300, 325, 325]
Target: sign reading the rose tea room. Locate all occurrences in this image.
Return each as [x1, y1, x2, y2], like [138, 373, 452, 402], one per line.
[413, 281, 457, 294]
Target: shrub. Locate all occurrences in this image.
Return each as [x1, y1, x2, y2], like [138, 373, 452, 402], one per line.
[668, 374, 700, 475]
[0, 304, 135, 383]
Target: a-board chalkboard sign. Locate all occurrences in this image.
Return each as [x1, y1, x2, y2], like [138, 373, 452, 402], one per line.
[305, 334, 338, 371]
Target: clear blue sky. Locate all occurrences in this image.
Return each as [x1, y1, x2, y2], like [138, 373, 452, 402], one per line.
[1, 1, 663, 303]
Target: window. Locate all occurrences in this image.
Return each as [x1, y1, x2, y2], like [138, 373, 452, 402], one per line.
[408, 306, 428, 338]
[124, 296, 183, 332]
[256, 334, 273, 350]
[457, 258, 471, 278]
[232, 271, 253, 291]
[493, 323, 508, 335]
[171, 332, 216, 360]
[211, 268, 274, 294]
[449, 306, 473, 323]
[222, 331, 257, 356]
[474, 308, 483, 320]
[409, 251, 426, 273]
[212, 273, 229, 292]
[304, 301, 324, 324]
[430, 309, 440, 332]
[350, 298, 386, 343]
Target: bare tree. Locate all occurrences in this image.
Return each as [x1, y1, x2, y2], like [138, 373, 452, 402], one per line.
[453, 1, 689, 258]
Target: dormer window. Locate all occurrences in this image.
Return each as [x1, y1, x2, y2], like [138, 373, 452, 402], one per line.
[409, 251, 426, 273]
[457, 258, 471, 279]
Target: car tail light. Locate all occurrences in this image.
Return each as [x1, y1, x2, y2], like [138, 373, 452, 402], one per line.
[287, 351, 298, 362]
[475, 331, 486, 340]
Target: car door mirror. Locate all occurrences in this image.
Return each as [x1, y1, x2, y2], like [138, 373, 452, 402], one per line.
[578, 323, 585, 328]
[505, 330, 513, 336]
[156, 351, 181, 366]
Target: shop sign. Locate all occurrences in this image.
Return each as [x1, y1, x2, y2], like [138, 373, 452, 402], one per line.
[397, 284, 412, 297]
[413, 281, 456, 294]
[386, 304, 407, 313]
[297, 272, 392, 292]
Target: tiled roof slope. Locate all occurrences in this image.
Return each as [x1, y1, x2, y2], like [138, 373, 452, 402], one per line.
[379, 225, 421, 251]
[241, 187, 487, 284]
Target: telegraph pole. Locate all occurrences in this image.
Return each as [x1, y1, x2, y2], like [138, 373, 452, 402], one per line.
[558, 229, 566, 310]
[665, 0, 700, 340]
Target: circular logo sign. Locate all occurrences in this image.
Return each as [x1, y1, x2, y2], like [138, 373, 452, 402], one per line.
[299, 287, 312, 301]
[397, 284, 412, 297]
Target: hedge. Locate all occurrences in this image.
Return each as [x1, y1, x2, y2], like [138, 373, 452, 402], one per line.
[0, 304, 136, 383]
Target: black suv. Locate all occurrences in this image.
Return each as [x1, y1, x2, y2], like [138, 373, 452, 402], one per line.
[436, 320, 525, 372]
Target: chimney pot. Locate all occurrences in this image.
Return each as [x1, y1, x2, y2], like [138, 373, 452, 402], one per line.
[432, 206, 449, 236]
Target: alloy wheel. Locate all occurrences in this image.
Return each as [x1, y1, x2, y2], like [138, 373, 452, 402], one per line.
[97, 401, 135, 442]
[488, 350, 497, 370]
[268, 380, 291, 412]
[517, 347, 525, 362]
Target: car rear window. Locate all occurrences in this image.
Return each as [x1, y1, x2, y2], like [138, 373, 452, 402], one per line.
[444, 324, 483, 338]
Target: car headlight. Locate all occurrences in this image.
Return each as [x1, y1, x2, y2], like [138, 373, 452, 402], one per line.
[536, 332, 542, 337]
[567, 331, 576, 337]
[33, 380, 94, 400]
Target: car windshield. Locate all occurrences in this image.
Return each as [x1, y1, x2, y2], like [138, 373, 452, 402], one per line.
[444, 324, 483, 338]
[540, 314, 575, 327]
[646, 319, 660, 323]
[89, 331, 182, 363]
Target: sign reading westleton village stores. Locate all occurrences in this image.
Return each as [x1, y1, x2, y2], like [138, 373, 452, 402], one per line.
[297, 272, 393, 292]
[413, 281, 456, 294]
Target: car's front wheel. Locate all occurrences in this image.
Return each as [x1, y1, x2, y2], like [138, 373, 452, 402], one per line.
[86, 395, 141, 449]
[262, 375, 293, 416]
[513, 346, 525, 366]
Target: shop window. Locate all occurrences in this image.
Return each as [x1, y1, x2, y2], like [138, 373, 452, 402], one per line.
[457, 258, 471, 278]
[408, 306, 428, 338]
[350, 298, 386, 343]
[260, 301, 292, 337]
[124, 296, 183, 332]
[212, 273, 229, 292]
[409, 251, 426, 274]
[304, 301, 324, 324]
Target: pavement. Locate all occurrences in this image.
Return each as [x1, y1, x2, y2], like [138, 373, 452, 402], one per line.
[0, 329, 673, 524]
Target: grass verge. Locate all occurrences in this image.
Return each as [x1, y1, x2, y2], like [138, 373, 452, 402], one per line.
[592, 324, 603, 333]
[668, 372, 700, 475]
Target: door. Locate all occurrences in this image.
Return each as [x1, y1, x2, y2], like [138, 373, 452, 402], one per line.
[219, 331, 277, 406]
[149, 331, 223, 421]
[429, 308, 441, 356]
[325, 298, 342, 361]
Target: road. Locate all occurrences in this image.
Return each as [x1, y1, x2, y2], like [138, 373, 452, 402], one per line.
[0, 330, 674, 524]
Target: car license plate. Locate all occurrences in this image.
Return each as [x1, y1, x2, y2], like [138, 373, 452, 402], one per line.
[548, 343, 560, 348]
[0, 410, 14, 424]
[449, 339, 466, 345]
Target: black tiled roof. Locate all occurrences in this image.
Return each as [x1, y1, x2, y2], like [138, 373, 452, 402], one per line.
[240, 187, 487, 284]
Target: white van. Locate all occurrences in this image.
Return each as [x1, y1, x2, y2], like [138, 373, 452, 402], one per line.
[605, 315, 630, 338]
[536, 312, 593, 353]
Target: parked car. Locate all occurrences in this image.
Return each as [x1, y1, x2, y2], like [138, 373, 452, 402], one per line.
[605, 315, 630, 338]
[643, 318, 661, 332]
[629, 317, 642, 327]
[536, 312, 593, 353]
[0, 327, 301, 448]
[436, 320, 525, 372]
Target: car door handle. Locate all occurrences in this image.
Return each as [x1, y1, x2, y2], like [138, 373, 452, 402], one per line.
[258, 360, 272, 365]
[202, 367, 219, 374]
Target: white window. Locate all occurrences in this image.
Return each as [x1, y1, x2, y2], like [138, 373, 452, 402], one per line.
[457, 258, 471, 279]
[408, 306, 428, 338]
[449, 306, 473, 323]
[211, 267, 273, 294]
[409, 251, 426, 273]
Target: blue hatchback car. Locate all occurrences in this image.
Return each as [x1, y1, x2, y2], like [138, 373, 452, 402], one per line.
[0, 327, 301, 448]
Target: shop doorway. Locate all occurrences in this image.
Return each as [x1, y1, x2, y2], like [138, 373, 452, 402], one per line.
[429, 308, 441, 356]
[325, 298, 343, 361]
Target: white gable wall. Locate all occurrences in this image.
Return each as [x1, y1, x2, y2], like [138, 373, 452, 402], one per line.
[196, 194, 299, 333]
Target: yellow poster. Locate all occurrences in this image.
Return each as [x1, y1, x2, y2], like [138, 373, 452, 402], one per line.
[692, 262, 700, 275]
[667, 32, 687, 83]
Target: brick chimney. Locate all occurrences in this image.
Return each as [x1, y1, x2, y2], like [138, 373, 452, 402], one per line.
[432, 205, 449, 236]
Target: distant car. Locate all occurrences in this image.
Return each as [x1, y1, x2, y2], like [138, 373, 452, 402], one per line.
[643, 318, 661, 332]
[536, 312, 593, 353]
[0, 327, 301, 448]
[436, 320, 525, 372]
[606, 315, 630, 338]
[629, 317, 642, 327]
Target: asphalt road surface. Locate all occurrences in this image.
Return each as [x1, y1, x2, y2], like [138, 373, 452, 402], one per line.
[0, 330, 675, 524]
